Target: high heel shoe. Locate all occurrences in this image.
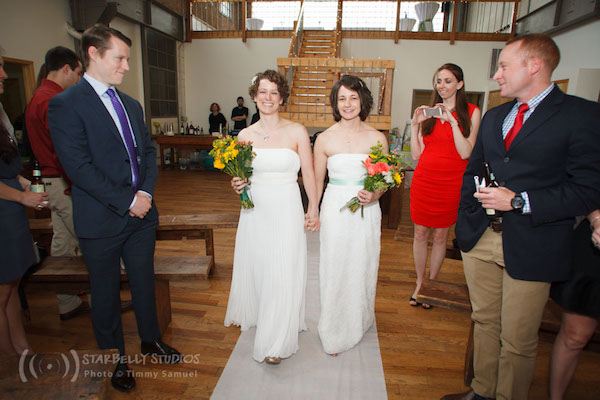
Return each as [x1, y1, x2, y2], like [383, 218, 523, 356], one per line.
[264, 356, 281, 365]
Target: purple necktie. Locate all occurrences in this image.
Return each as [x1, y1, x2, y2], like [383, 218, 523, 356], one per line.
[106, 88, 139, 189]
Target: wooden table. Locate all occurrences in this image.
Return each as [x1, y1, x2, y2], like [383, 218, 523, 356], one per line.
[155, 135, 217, 168]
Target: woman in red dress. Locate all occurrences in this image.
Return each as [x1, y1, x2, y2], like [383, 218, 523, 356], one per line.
[409, 63, 481, 308]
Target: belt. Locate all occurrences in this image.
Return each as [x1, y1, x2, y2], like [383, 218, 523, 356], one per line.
[328, 178, 364, 186]
[489, 220, 503, 233]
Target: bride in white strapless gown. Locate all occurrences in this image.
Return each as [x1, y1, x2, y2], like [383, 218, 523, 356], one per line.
[313, 75, 389, 354]
[226, 70, 320, 364]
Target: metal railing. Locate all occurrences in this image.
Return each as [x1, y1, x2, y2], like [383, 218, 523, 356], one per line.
[289, 1, 306, 57]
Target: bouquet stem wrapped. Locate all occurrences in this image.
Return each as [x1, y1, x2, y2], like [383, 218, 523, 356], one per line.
[210, 136, 256, 209]
[340, 142, 406, 216]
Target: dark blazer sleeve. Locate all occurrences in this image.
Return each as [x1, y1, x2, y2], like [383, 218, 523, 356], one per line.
[49, 90, 134, 216]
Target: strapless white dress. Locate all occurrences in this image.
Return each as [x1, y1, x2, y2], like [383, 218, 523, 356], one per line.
[224, 148, 307, 362]
[318, 153, 382, 354]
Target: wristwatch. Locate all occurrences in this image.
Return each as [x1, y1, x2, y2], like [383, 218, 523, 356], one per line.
[511, 193, 524, 213]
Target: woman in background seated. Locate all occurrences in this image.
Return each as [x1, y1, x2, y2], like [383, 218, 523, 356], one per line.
[313, 75, 387, 355]
[409, 63, 481, 309]
[226, 70, 320, 365]
[208, 102, 227, 134]
[549, 208, 600, 400]
[0, 50, 49, 355]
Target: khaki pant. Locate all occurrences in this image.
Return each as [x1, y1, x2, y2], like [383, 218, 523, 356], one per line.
[44, 177, 83, 314]
[461, 228, 550, 400]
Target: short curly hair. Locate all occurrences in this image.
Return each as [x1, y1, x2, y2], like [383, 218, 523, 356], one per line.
[248, 70, 290, 106]
[329, 75, 373, 122]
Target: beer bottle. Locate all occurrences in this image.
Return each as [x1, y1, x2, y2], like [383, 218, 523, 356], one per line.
[482, 162, 503, 219]
[30, 160, 45, 193]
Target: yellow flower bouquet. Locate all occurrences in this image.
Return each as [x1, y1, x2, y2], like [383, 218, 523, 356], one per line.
[209, 136, 256, 209]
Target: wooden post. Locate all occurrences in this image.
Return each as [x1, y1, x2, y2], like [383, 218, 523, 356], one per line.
[450, 0, 458, 45]
[242, 0, 247, 42]
[336, 0, 343, 56]
[383, 68, 393, 116]
[510, 0, 520, 38]
[187, 0, 193, 43]
[394, 0, 401, 44]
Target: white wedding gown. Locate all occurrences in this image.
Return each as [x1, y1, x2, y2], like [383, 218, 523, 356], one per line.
[224, 148, 307, 362]
[318, 153, 382, 354]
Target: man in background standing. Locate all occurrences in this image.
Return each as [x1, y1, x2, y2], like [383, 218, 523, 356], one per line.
[231, 96, 248, 130]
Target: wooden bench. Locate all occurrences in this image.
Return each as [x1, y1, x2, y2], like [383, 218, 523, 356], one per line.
[416, 279, 600, 387]
[29, 213, 239, 274]
[26, 255, 210, 334]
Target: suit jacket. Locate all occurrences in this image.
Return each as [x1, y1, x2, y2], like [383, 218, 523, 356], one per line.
[48, 79, 158, 239]
[456, 87, 600, 282]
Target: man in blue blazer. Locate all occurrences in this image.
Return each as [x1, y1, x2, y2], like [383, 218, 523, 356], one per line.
[49, 25, 180, 392]
[442, 34, 600, 400]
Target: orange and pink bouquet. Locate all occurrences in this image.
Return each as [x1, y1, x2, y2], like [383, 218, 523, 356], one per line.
[340, 142, 405, 216]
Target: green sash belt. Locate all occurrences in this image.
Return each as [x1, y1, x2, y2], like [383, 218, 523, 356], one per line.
[329, 178, 364, 186]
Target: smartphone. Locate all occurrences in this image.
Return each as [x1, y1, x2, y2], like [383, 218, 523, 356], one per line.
[423, 107, 442, 117]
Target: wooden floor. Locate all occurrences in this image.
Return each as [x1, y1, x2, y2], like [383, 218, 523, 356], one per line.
[24, 170, 599, 399]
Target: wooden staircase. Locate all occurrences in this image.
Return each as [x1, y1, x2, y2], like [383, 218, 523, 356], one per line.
[299, 30, 336, 58]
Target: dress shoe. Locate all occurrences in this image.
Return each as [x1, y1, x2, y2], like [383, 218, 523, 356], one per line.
[111, 362, 136, 392]
[141, 339, 182, 364]
[59, 301, 91, 321]
[441, 389, 475, 400]
[264, 356, 281, 365]
[120, 300, 134, 313]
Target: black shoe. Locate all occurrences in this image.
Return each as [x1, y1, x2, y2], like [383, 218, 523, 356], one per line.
[120, 300, 134, 313]
[141, 339, 182, 364]
[111, 362, 136, 392]
[59, 301, 91, 321]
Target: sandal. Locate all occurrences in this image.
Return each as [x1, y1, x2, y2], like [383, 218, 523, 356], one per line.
[421, 303, 432, 310]
[409, 297, 419, 307]
[264, 356, 281, 365]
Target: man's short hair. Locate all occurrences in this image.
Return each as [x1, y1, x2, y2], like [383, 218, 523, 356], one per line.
[506, 33, 560, 72]
[81, 24, 132, 68]
[45, 46, 80, 73]
[237, 96, 244, 102]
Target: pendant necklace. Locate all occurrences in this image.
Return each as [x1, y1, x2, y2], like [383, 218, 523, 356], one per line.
[261, 121, 278, 142]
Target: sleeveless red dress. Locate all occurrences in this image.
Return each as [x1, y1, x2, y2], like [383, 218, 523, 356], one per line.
[410, 104, 478, 228]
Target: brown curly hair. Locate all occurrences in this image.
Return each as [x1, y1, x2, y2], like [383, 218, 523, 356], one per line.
[248, 70, 289, 106]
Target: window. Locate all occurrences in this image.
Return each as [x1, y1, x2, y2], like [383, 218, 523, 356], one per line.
[144, 28, 178, 118]
[220, 2, 232, 18]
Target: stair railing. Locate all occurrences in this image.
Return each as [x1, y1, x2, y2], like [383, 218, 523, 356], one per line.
[288, 0, 306, 57]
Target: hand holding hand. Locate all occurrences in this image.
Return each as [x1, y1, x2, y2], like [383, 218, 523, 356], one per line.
[590, 215, 600, 249]
[304, 207, 320, 232]
[231, 177, 248, 195]
[474, 186, 515, 212]
[129, 192, 152, 218]
[20, 189, 49, 210]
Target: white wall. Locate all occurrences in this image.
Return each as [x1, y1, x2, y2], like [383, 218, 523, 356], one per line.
[0, 0, 74, 74]
[183, 38, 290, 131]
[109, 17, 145, 104]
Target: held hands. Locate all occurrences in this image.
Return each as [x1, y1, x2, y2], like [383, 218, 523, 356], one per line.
[231, 177, 248, 195]
[590, 216, 600, 249]
[474, 187, 515, 212]
[433, 103, 458, 126]
[412, 105, 431, 126]
[304, 206, 320, 232]
[129, 192, 152, 218]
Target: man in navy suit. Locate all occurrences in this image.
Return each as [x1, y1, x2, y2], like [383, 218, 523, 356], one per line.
[442, 34, 600, 400]
[49, 25, 180, 392]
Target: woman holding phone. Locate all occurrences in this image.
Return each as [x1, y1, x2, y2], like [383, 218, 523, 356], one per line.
[409, 63, 481, 308]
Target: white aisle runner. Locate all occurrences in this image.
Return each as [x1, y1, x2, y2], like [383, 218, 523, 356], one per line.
[211, 232, 388, 400]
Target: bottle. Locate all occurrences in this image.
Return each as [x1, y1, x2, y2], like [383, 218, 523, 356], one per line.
[30, 160, 45, 193]
[188, 122, 195, 135]
[200, 127, 204, 135]
[173, 149, 179, 164]
[482, 162, 503, 219]
[180, 122, 185, 135]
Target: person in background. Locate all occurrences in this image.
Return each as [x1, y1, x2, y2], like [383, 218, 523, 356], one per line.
[231, 96, 248, 130]
[251, 103, 260, 125]
[443, 34, 600, 400]
[26, 46, 91, 321]
[549, 207, 600, 400]
[409, 63, 480, 309]
[208, 102, 227, 134]
[48, 25, 180, 392]
[0, 48, 49, 355]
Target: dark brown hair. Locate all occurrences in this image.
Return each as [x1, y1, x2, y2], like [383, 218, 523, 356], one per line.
[506, 33, 560, 72]
[45, 46, 80, 73]
[329, 75, 373, 122]
[422, 63, 471, 138]
[81, 24, 132, 68]
[210, 102, 220, 112]
[248, 70, 290, 106]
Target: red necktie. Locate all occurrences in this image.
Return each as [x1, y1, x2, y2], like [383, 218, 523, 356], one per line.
[504, 103, 529, 150]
